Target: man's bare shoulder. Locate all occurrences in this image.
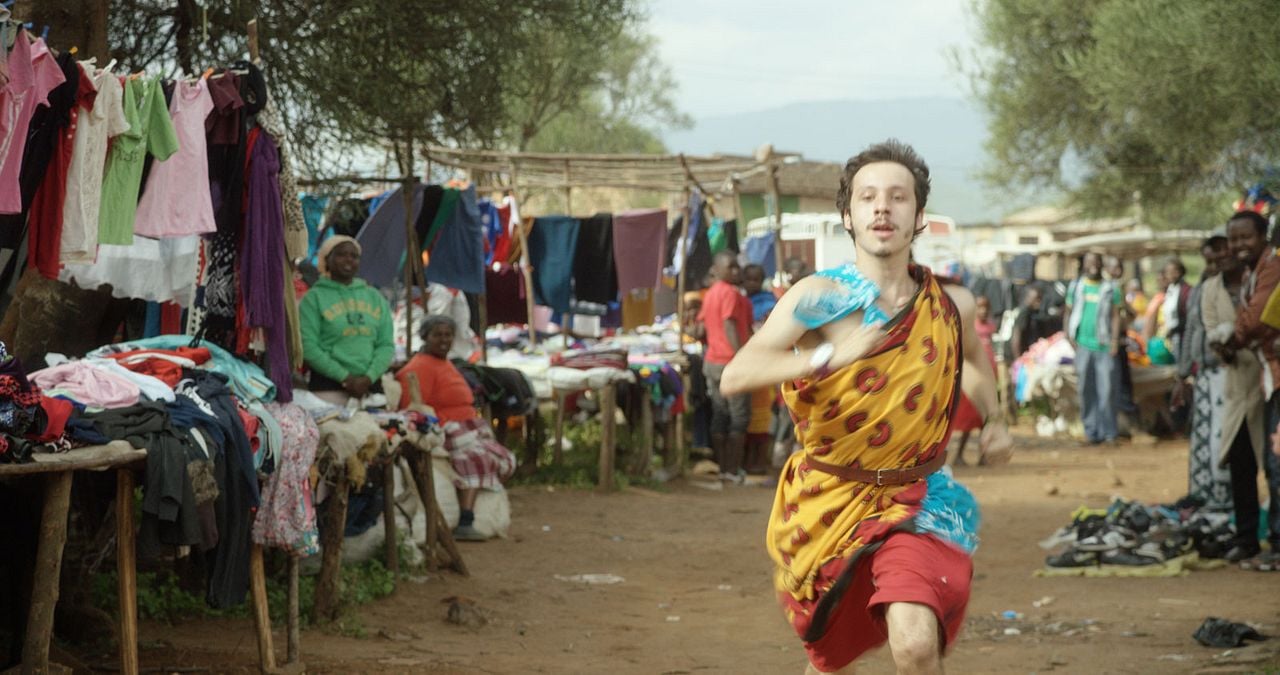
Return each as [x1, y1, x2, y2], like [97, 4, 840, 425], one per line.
[941, 282, 976, 315]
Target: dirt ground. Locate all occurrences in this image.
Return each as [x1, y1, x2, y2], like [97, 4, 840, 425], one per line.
[135, 432, 1280, 674]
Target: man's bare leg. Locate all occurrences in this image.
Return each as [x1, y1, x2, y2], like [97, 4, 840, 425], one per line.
[885, 602, 943, 674]
[804, 659, 855, 674]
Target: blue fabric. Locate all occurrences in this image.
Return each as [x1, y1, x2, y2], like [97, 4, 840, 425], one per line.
[355, 185, 425, 290]
[300, 194, 329, 259]
[425, 185, 485, 294]
[366, 189, 395, 216]
[527, 216, 580, 313]
[144, 302, 162, 338]
[749, 290, 777, 322]
[916, 466, 981, 553]
[792, 263, 890, 328]
[478, 198, 502, 265]
[742, 234, 776, 278]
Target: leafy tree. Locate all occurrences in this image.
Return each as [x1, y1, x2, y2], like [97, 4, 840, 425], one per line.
[962, 0, 1280, 226]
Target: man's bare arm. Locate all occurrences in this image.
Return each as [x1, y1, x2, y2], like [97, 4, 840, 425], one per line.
[720, 276, 883, 396]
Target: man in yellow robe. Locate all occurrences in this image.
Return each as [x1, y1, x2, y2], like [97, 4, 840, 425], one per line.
[721, 140, 1011, 674]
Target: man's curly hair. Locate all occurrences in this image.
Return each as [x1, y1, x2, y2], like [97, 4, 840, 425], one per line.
[835, 139, 932, 239]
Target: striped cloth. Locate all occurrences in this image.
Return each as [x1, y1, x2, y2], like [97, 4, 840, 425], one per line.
[443, 417, 516, 490]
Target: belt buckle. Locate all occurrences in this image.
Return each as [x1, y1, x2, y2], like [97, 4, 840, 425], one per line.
[875, 468, 886, 486]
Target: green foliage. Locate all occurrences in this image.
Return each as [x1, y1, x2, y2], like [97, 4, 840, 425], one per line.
[507, 413, 661, 490]
[963, 0, 1280, 225]
[101, 2, 683, 177]
[91, 557, 401, 631]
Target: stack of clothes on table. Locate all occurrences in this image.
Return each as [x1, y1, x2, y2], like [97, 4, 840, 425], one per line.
[12, 336, 320, 608]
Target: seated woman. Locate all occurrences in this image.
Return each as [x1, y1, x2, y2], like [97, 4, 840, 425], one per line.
[299, 236, 395, 407]
[396, 315, 516, 541]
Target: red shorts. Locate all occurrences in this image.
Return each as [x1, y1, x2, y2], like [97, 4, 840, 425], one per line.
[803, 532, 973, 672]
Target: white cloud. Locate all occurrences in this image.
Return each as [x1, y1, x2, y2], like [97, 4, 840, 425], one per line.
[647, 0, 976, 117]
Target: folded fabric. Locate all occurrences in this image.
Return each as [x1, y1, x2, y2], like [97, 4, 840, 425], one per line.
[30, 361, 141, 409]
[88, 336, 276, 402]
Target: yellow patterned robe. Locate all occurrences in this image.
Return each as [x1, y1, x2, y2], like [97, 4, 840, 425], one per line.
[767, 266, 963, 641]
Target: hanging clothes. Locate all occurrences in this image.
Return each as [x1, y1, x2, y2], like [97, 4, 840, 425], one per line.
[527, 216, 580, 314]
[60, 63, 129, 264]
[612, 208, 667, 294]
[241, 128, 293, 402]
[622, 288, 656, 331]
[572, 213, 617, 304]
[485, 264, 527, 324]
[479, 198, 502, 265]
[60, 233, 201, 305]
[353, 184, 424, 290]
[134, 78, 215, 238]
[25, 52, 82, 279]
[425, 185, 485, 295]
[0, 31, 65, 215]
[300, 194, 328, 260]
[98, 77, 179, 245]
[742, 233, 777, 279]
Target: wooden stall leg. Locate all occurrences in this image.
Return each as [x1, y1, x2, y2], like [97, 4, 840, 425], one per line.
[286, 556, 300, 665]
[382, 461, 398, 577]
[312, 471, 349, 623]
[553, 390, 567, 465]
[402, 448, 467, 576]
[23, 471, 73, 673]
[597, 384, 617, 491]
[635, 395, 654, 476]
[249, 545, 277, 672]
[116, 469, 139, 675]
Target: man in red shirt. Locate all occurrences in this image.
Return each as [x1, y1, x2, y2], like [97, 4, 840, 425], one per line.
[698, 250, 754, 482]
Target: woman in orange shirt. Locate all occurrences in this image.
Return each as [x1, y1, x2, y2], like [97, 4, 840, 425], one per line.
[396, 315, 515, 541]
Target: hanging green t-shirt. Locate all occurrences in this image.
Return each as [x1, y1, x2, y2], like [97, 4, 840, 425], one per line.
[1071, 279, 1121, 352]
[98, 77, 179, 246]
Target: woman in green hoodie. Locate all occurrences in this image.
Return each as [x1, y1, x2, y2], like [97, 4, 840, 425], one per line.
[300, 236, 395, 405]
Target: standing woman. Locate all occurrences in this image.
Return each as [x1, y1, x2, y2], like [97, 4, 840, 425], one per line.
[300, 236, 395, 406]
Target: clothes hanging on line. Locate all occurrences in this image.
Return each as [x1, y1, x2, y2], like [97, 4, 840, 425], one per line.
[612, 208, 667, 294]
[572, 212, 617, 305]
[526, 215, 579, 314]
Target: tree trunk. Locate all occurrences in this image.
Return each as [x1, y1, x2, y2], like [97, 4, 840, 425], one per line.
[11, 0, 110, 62]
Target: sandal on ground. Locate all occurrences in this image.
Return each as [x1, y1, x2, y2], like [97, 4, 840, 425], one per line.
[1241, 550, 1280, 571]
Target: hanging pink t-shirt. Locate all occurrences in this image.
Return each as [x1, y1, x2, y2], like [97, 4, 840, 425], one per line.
[133, 79, 216, 238]
[0, 33, 67, 214]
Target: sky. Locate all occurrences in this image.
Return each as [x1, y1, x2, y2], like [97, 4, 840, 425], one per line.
[645, 0, 979, 118]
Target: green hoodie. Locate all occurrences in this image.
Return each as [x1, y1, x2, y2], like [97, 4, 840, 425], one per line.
[299, 277, 395, 382]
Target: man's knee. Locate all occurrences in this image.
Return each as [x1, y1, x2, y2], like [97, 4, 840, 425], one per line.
[885, 602, 942, 673]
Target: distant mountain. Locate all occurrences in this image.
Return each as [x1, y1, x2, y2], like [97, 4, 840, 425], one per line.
[662, 97, 1003, 224]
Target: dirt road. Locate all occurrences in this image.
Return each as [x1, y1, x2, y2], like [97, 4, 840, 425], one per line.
[139, 436, 1280, 673]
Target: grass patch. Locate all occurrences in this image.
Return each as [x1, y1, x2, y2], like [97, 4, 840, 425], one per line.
[91, 536, 419, 632]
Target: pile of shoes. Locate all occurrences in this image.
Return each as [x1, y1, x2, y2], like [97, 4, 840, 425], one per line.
[1042, 497, 1207, 569]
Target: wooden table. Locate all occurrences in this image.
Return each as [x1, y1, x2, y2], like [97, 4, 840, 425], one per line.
[0, 441, 284, 675]
[0, 442, 145, 675]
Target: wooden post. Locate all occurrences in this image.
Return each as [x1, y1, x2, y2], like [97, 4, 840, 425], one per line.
[246, 18, 260, 64]
[767, 162, 786, 283]
[286, 556, 300, 664]
[552, 390, 567, 465]
[563, 159, 572, 215]
[508, 162, 538, 349]
[116, 468, 139, 675]
[312, 469, 348, 623]
[597, 383, 617, 490]
[382, 460, 398, 576]
[23, 471, 73, 672]
[635, 396, 654, 476]
[674, 190, 692, 344]
[401, 447, 469, 576]
[249, 545, 277, 671]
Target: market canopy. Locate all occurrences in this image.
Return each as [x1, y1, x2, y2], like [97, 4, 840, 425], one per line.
[423, 146, 793, 193]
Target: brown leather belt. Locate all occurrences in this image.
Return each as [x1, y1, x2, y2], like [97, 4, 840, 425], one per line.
[805, 451, 947, 486]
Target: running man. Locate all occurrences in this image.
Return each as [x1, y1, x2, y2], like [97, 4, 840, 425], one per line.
[721, 140, 1011, 674]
